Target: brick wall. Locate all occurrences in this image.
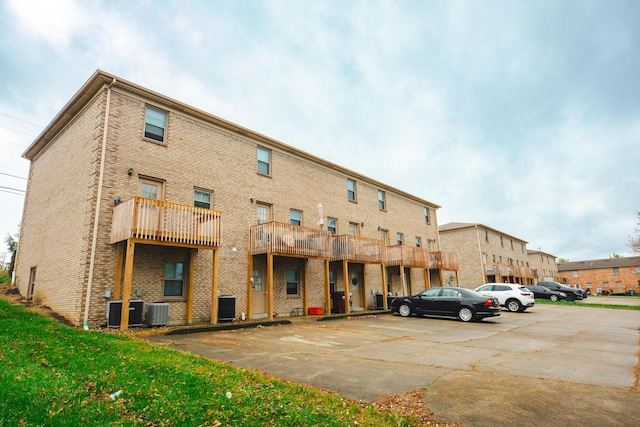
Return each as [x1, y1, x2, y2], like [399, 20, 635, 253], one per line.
[559, 266, 640, 294]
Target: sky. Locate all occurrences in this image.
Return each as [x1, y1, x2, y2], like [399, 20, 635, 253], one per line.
[1, 0, 639, 264]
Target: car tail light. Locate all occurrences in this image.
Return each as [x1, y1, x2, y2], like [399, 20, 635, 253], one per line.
[484, 298, 494, 307]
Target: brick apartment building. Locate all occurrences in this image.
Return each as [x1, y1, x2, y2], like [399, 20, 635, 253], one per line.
[558, 257, 640, 295]
[15, 70, 458, 329]
[527, 250, 559, 282]
[439, 222, 539, 288]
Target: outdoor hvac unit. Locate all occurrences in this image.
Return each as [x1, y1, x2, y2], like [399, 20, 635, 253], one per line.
[107, 300, 144, 328]
[145, 302, 170, 326]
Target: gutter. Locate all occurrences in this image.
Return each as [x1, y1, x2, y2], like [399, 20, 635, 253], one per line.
[83, 78, 116, 329]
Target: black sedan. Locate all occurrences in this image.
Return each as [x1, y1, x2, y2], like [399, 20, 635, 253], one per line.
[389, 287, 501, 322]
[525, 285, 567, 301]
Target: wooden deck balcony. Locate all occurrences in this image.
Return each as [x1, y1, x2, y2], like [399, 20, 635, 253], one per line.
[249, 222, 332, 258]
[330, 235, 386, 263]
[428, 251, 459, 271]
[386, 245, 431, 268]
[110, 197, 221, 247]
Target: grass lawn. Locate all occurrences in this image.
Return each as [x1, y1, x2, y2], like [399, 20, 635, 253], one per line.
[535, 298, 640, 310]
[0, 298, 438, 426]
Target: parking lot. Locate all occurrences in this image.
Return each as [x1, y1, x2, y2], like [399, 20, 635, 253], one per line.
[147, 302, 640, 426]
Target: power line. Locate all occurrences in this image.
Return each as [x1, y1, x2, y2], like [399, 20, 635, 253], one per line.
[0, 137, 29, 148]
[0, 172, 27, 180]
[0, 187, 25, 196]
[0, 124, 37, 137]
[0, 112, 44, 128]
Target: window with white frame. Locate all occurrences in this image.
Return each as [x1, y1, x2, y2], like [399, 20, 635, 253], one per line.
[286, 269, 299, 296]
[256, 203, 271, 224]
[257, 146, 271, 175]
[144, 106, 167, 142]
[327, 218, 337, 234]
[290, 209, 302, 226]
[415, 236, 422, 247]
[378, 190, 386, 210]
[613, 267, 620, 275]
[194, 189, 211, 209]
[397, 232, 404, 245]
[164, 262, 185, 297]
[424, 207, 430, 224]
[347, 179, 356, 202]
[572, 270, 578, 277]
[348, 222, 358, 236]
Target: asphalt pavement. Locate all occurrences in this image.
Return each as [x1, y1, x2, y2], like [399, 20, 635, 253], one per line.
[145, 301, 640, 427]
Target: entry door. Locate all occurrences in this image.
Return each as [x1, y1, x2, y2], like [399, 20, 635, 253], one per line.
[138, 178, 164, 234]
[251, 269, 267, 316]
[350, 272, 362, 308]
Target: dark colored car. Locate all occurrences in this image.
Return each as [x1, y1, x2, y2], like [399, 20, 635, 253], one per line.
[525, 285, 567, 301]
[537, 281, 584, 301]
[389, 287, 501, 322]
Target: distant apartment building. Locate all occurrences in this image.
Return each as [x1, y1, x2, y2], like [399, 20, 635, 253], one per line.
[558, 257, 640, 295]
[15, 70, 458, 329]
[527, 250, 559, 282]
[439, 222, 534, 288]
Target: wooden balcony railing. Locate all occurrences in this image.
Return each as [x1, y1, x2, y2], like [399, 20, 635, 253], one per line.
[428, 251, 459, 271]
[110, 197, 221, 247]
[330, 235, 386, 263]
[386, 245, 431, 268]
[249, 222, 332, 257]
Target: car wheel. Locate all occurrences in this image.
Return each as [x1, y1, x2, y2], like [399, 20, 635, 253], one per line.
[566, 294, 575, 301]
[506, 299, 522, 312]
[398, 303, 412, 317]
[458, 307, 474, 322]
[549, 294, 559, 302]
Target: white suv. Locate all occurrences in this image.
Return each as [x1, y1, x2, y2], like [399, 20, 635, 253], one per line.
[474, 283, 535, 312]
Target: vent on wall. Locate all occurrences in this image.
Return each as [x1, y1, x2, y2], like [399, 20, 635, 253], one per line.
[145, 302, 170, 326]
[107, 300, 144, 328]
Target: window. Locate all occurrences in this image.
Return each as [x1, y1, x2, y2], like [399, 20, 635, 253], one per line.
[144, 106, 167, 142]
[510, 240, 514, 250]
[164, 262, 184, 297]
[415, 236, 422, 247]
[572, 270, 578, 277]
[500, 236, 504, 247]
[380, 229, 388, 243]
[615, 281, 623, 288]
[290, 209, 302, 226]
[613, 267, 620, 275]
[286, 269, 299, 295]
[329, 270, 336, 293]
[256, 203, 271, 224]
[141, 181, 159, 200]
[492, 254, 496, 262]
[378, 190, 386, 210]
[603, 281, 609, 288]
[586, 282, 592, 288]
[28, 267, 36, 298]
[347, 179, 356, 202]
[257, 146, 271, 175]
[348, 222, 359, 236]
[485, 230, 489, 242]
[424, 207, 430, 224]
[194, 189, 211, 209]
[397, 232, 404, 245]
[327, 217, 337, 234]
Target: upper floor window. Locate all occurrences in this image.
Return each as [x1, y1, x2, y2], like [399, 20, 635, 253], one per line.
[510, 240, 514, 250]
[257, 203, 271, 224]
[378, 190, 386, 210]
[144, 106, 167, 142]
[290, 209, 302, 226]
[572, 270, 578, 277]
[424, 207, 430, 224]
[347, 179, 357, 202]
[485, 230, 489, 242]
[415, 236, 422, 248]
[613, 267, 620, 275]
[500, 236, 504, 247]
[348, 222, 358, 236]
[327, 218, 337, 234]
[397, 232, 404, 245]
[380, 229, 388, 243]
[257, 146, 271, 175]
[194, 189, 212, 209]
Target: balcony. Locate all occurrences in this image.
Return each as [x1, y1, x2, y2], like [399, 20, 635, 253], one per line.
[429, 251, 459, 271]
[249, 222, 332, 258]
[386, 245, 431, 268]
[110, 197, 221, 247]
[330, 235, 386, 263]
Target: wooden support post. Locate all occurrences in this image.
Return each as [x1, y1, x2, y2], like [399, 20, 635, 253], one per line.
[186, 249, 195, 324]
[423, 269, 429, 291]
[381, 265, 388, 310]
[400, 266, 407, 296]
[361, 264, 367, 310]
[120, 239, 135, 331]
[303, 259, 309, 316]
[267, 253, 274, 320]
[113, 241, 124, 299]
[324, 259, 331, 315]
[343, 259, 350, 314]
[247, 253, 253, 319]
[211, 249, 219, 324]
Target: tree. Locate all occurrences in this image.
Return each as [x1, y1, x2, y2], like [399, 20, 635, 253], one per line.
[610, 253, 623, 258]
[4, 232, 18, 278]
[628, 211, 640, 255]
[557, 258, 569, 263]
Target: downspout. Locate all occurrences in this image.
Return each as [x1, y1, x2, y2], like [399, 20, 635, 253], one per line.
[83, 78, 116, 329]
[475, 225, 485, 283]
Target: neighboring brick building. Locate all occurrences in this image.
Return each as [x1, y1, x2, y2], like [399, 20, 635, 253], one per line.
[15, 70, 457, 329]
[527, 250, 559, 282]
[439, 222, 534, 288]
[558, 257, 640, 295]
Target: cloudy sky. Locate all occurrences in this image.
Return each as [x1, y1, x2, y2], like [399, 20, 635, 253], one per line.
[1, 0, 639, 263]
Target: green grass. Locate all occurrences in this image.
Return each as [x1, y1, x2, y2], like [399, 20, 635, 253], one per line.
[535, 298, 640, 310]
[0, 271, 10, 284]
[0, 299, 422, 426]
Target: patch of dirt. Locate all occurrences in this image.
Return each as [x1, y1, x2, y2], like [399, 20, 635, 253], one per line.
[0, 282, 75, 327]
[370, 388, 465, 426]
